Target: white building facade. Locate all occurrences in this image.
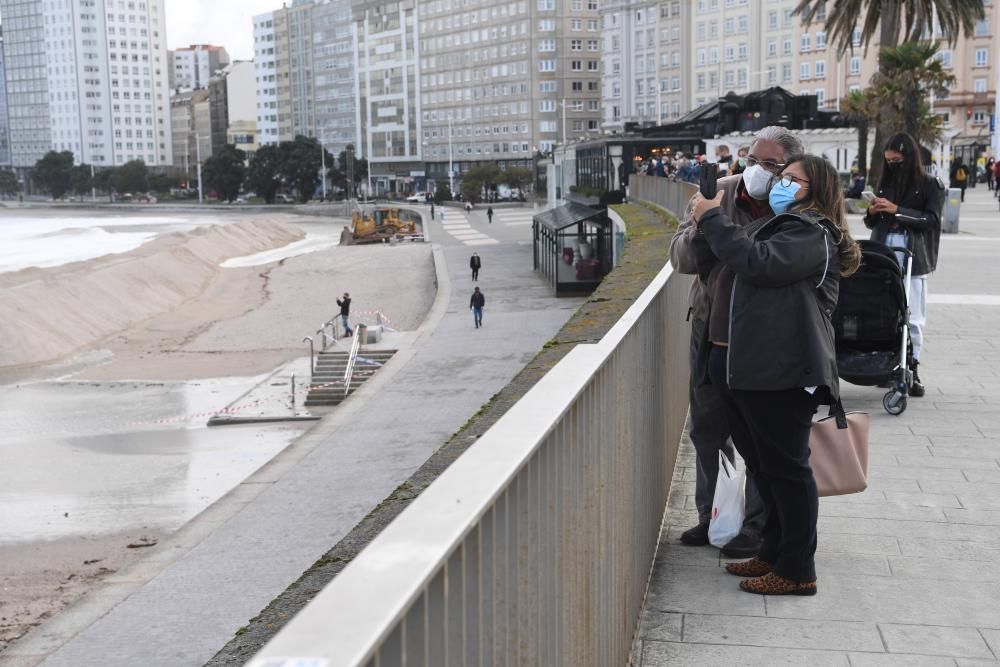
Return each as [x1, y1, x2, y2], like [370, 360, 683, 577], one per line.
[253, 12, 279, 144]
[171, 44, 231, 91]
[0, 0, 173, 169]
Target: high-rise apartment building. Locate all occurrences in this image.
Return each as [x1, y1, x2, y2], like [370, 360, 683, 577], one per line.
[653, 0, 689, 123]
[0, 0, 173, 170]
[601, 0, 657, 132]
[171, 44, 231, 92]
[312, 0, 358, 159]
[416, 0, 602, 194]
[0, 25, 12, 166]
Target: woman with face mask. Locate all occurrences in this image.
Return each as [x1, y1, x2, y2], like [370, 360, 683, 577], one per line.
[864, 133, 944, 397]
[690, 155, 861, 596]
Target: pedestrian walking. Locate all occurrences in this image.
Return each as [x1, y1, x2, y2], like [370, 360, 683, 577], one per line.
[487, 206, 494, 224]
[986, 158, 996, 192]
[865, 133, 944, 397]
[439, 209, 444, 223]
[470, 287, 485, 328]
[950, 157, 969, 202]
[336, 292, 353, 337]
[669, 126, 805, 558]
[470, 252, 481, 281]
[994, 160, 1000, 199]
[466, 202, 473, 214]
[430, 202, 435, 219]
[692, 154, 861, 596]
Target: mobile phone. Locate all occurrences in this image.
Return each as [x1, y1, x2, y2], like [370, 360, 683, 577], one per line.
[700, 163, 719, 199]
[861, 191, 876, 202]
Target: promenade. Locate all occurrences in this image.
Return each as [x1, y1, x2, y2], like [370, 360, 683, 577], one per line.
[637, 186, 1000, 665]
[3, 206, 585, 667]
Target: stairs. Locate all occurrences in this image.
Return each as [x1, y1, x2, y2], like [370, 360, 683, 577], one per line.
[304, 349, 397, 407]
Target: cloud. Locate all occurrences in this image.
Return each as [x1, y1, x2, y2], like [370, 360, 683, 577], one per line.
[165, 0, 278, 60]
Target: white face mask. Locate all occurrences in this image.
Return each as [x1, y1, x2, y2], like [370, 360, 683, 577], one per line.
[742, 164, 775, 200]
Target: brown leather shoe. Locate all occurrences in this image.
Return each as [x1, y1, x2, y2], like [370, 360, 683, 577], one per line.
[739, 572, 817, 596]
[725, 556, 772, 578]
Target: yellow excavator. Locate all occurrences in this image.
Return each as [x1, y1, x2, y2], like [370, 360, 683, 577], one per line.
[348, 208, 417, 244]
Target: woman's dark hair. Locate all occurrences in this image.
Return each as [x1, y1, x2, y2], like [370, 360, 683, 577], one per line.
[786, 154, 861, 276]
[879, 132, 925, 197]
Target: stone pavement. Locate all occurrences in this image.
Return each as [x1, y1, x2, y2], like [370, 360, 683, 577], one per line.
[5, 222, 584, 666]
[636, 185, 1000, 666]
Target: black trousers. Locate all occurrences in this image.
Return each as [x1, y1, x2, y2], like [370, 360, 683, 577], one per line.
[689, 319, 765, 534]
[472, 268, 479, 280]
[708, 346, 820, 581]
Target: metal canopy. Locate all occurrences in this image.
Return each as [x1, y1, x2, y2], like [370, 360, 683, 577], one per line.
[534, 202, 605, 232]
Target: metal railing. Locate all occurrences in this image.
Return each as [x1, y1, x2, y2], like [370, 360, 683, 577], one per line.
[249, 262, 692, 667]
[343, 324, 366, 398]
[629, 174, 697, 219]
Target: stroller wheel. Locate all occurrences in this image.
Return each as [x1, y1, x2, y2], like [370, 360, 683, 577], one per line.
[883, 390, 907, 416]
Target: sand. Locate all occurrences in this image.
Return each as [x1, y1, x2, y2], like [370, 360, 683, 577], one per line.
[0, 213, 437, 654]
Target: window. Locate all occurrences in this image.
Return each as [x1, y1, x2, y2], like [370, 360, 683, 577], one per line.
[782, 9, 792, 26]
[538, 59, 555, 72]
[672, 76, 680, 90]
[539, 100, 556, 112]
[767, 39, 777, 56]
[539, 81, 556, 93]
[815, 89, 825, 108]
[768, 11, 777, 29]
[539, 39, 555, 51]
[815, 61, 825, 78]
[973, 110, 987, 124]
[783, 38, 792, 55]
[738, 15, 747, 33]
[538, 19, 555, 30]
[709, 47, 718, 64]
[697, 22, 705, 41]
[782, 63, 791, 82]
[800, 62, 810, 79]
[816, 32, 826, 49]
[801, 34, 811, 51]
[974, 78, 987, 93]
[571, 18, 581, 30]
[587, 60, 599, 71]
[570, 60, 581, 71]
[851, 28, 861, 47]
[850, 57, 861, 75]
[697, 48, 706, 66]
[537, 0, 554, 9]
[571, 81, 582, 91]
[975, 48, 988, 67]
[975, 19, 989, 36]
[725, 46, 734, 61]
[936, 49, 953, 68]
[570, 39, 582, 51]
[697, 73, 705, 90]
[767, 65, 776, 84]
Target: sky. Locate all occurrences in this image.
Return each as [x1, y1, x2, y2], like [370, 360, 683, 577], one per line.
[166, 0, 278, 61]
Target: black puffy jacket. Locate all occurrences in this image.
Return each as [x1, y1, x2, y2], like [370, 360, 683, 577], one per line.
[864, 173, 943, 276]
[698, 208, 842, 400]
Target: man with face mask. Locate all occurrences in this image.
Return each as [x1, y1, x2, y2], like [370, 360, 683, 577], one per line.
[668, 126, 805, 558]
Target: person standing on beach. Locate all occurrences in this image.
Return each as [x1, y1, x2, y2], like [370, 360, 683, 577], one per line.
[470, 252, 481, 281]
[487, 206, 494, 224]
[337, 292, 353, 337]
[470, 287, 485, 328]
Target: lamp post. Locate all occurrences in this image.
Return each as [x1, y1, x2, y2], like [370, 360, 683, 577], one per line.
[320, 138, 327, 201]
[448, 115, 454, 195]
[195, 134, 204, 204]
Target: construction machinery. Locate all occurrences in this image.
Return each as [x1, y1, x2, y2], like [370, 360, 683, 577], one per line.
[346, 207, 418, 244]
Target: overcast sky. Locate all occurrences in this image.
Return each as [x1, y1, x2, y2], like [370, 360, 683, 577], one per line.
[166, 0, 278, 61]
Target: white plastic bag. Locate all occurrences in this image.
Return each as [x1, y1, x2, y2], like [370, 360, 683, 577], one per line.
[708, 451, 746, 548]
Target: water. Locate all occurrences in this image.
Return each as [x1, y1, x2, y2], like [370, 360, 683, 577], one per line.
[0, 377, 305, 545]
[0, 214, 230, 273]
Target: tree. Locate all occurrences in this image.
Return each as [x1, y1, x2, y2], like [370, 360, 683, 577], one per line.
[461, 163, 502, 204]
[795, 0, 983, 184]
[869, 41, 954, 144]
[433, 181, 453, 203]
[337, 145, 368, 196]
[92, 167, 119, 202]
[33, 151, 74, 200]
[0, 169, 21, 199]
[202, 144, 247, 202]
[277, 135, 328, 202]
[148, 173, 179, 194]
[842, 89, 875, 181]
[117, 160, 149, 194]
[502, 167, 534, 195]
[246, 144, 282, 204]
[70, 164, 93, 201]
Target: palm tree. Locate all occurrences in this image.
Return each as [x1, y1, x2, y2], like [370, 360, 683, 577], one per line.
[795, 0, 984, 181]
[869, 41, 955, 143]
[842, 89, 875, 180]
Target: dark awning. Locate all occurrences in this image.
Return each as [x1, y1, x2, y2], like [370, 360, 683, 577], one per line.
[533, 203, 604, 232]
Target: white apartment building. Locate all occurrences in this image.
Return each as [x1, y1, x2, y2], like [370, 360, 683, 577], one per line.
[253, 12, 279, 144]
[171, 44, 230, 91]
[0, 0, 172, 170]
[601, 0, 658, 132]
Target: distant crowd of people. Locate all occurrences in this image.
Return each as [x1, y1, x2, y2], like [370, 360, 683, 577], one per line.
[641, 145, 750, 184]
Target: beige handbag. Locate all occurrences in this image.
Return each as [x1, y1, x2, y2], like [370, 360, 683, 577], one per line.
[810, 399, 870, 497]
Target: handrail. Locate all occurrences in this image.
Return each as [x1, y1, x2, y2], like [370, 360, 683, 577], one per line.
[251, 264, 693, 666]
[301, 336, 314, 379]
[342, 324, 364, 397]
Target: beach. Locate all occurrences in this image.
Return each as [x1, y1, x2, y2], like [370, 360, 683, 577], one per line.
[0, 209, 436, 652]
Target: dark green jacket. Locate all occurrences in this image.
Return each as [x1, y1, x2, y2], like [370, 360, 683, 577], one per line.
[698, 208, 842, 400]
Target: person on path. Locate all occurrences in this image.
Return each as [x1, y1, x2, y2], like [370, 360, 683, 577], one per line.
[439, 209, 444, 223]
[669, 126, 803, 558]
[470, 287, 485, 328]
[430, 202, 435, 220]
[470, 252, 481, 281]
[466, 202, 472, 214]
[950, 157, 969, 202]
[986, 158, 996, 192]
[336, 292, 353, 337]
[865, 132, 944, 397]
[691, 154, 861, 596]
[994, 160, 1000, 199]
[487, 206, 494, 224]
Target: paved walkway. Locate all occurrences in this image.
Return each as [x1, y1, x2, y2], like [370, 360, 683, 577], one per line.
[637, 186, 1000, 665]
[7, 208, 584, 667]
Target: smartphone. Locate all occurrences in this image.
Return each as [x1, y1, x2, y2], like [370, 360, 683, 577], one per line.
[861, 190, 876, 202]
[700, 163, 719, 199]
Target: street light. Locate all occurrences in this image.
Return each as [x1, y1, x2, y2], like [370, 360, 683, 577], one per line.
[448, 114, 454, 195]
[320, 137, 327, 201]
[195, 134, 204, 204]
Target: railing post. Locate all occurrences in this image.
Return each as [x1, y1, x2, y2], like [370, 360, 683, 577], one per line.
[302, 336, 314, 379]
[290, 372, 296, 410]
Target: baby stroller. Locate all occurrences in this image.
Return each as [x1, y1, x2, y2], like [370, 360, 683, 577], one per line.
[831, 240, 914, 415]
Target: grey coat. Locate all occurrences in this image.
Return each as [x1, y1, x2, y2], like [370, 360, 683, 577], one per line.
[698, 207, 842, 400]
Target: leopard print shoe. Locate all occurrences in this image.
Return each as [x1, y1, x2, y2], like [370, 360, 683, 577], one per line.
[725, 556, 773, 578]
[739, 572, 817, 596]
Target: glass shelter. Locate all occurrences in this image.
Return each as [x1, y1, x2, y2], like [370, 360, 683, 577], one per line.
[533, 203, 612, 296]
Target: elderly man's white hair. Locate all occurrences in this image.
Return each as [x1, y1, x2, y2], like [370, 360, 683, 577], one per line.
[752, 126, 805, 162]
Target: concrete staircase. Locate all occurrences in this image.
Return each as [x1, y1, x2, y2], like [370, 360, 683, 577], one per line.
[304, 349, 397, 407]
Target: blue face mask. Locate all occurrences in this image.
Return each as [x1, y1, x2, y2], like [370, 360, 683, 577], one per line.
[769, 180, 801, 214]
